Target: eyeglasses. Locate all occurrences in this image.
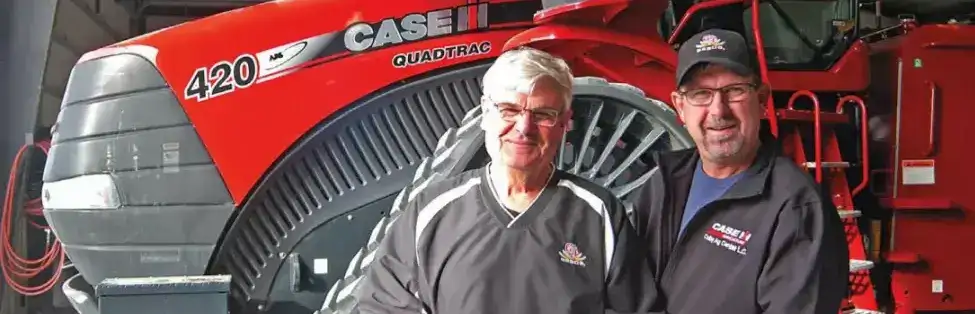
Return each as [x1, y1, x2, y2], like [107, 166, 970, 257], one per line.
[678, 83, 757, 106]
[483, 97, 562, 127]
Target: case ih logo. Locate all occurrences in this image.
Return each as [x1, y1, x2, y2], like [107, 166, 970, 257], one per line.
[695, 34, 726, 53]
[704, 222, 751, 256]
[343, 1, 489, 53]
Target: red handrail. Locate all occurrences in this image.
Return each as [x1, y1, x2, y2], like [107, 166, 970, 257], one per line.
[925, 81, 939, 157]
[667, 0, 779, 137]
[787, 90, 822, 182]
[836, 95, 870, 196]
[748, 0, 779, 137]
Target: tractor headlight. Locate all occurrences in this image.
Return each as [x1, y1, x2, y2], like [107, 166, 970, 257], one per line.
[41, 174, 121, 210]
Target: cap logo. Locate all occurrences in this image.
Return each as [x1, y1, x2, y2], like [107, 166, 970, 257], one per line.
[696, 34, 726, 53]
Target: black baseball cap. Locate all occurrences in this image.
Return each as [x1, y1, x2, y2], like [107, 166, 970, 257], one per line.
[675, 29, 757, 86]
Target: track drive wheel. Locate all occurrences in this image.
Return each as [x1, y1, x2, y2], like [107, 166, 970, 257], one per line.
[317, 77, 694, 313]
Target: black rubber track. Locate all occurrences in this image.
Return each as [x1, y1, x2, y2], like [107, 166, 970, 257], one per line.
[316, 76, 695, 314]
[208, 62, 495, 314]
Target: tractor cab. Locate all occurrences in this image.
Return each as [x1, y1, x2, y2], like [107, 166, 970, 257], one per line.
[744, 0, 859, 70]
[663, 0, 862, 72]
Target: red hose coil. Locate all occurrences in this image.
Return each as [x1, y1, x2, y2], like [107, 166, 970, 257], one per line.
[1, 141, 65, 296]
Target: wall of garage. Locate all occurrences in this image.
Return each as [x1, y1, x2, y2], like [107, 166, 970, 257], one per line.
[1, 0, 57, 175]
[2, 0, 141, 313]
[146, 15, 195, 33]
[0, 3, 58, 314]
[0, 0, 204, 310]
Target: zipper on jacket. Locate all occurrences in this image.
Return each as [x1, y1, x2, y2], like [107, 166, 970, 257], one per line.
[660, 200, 723, 286]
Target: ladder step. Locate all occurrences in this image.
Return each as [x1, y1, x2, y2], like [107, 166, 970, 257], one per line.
[850, 259, 874, 272]
[804, 161, 850, 168]
[776, 109, 850, 124]
[842, 309, 885, 314]
[880, 197, 958, 211]
[838, 210, 862, 219]
[885, 251, 921, 265]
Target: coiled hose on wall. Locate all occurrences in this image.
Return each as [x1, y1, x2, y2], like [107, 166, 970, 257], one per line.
[0, 140, 65, 303]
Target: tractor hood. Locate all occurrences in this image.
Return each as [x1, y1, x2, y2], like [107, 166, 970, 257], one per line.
[80, 0, 500, 86]
[65, 0, 544, 204]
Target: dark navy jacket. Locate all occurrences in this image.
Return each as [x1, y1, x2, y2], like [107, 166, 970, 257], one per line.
[630, 143, 850, 314]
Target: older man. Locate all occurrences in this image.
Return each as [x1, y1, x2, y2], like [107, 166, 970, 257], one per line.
[354, 47, 663, 314]
[630, 29, 850, 313]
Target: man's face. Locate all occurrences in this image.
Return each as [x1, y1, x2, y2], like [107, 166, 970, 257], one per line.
[671, 64, 767, 163]
[481, 77, 571, 171]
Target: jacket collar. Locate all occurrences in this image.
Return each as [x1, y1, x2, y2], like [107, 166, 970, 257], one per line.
[660, 140, 778, 201]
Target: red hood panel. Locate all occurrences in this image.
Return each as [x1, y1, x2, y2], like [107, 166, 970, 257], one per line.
[78, 0, 539, 204]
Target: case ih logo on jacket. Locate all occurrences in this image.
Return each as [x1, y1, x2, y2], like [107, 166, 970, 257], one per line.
[704, 222, 752, 256]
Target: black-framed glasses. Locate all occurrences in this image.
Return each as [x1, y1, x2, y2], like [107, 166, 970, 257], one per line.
[678, 83, 757, 106]
[483, 96, 562, 127]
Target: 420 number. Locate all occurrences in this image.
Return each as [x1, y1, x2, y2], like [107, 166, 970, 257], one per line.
[183, 54, 258, 101]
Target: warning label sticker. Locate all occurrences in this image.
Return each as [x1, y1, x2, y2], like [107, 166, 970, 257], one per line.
[902, 159, 935, 185]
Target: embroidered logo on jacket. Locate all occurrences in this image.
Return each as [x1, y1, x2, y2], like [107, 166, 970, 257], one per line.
[704, 222, 752, 256]
[559, 243, 587, 267]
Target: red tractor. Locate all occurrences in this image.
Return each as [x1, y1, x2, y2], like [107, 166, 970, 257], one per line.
[33, 0, 975, 313]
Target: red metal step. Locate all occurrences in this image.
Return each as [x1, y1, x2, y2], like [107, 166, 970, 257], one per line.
[880, 197, 959, 211]
[885, 251, 922, 265]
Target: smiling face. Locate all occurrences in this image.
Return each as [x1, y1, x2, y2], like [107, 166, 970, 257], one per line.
[671, 64, 767, 165]
[481, 76, 571, 171]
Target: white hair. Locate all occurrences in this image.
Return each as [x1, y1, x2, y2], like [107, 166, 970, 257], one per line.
[480, 47, 574, 110]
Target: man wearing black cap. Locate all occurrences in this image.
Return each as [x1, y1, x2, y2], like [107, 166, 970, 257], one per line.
[629, 29, 850, 313]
